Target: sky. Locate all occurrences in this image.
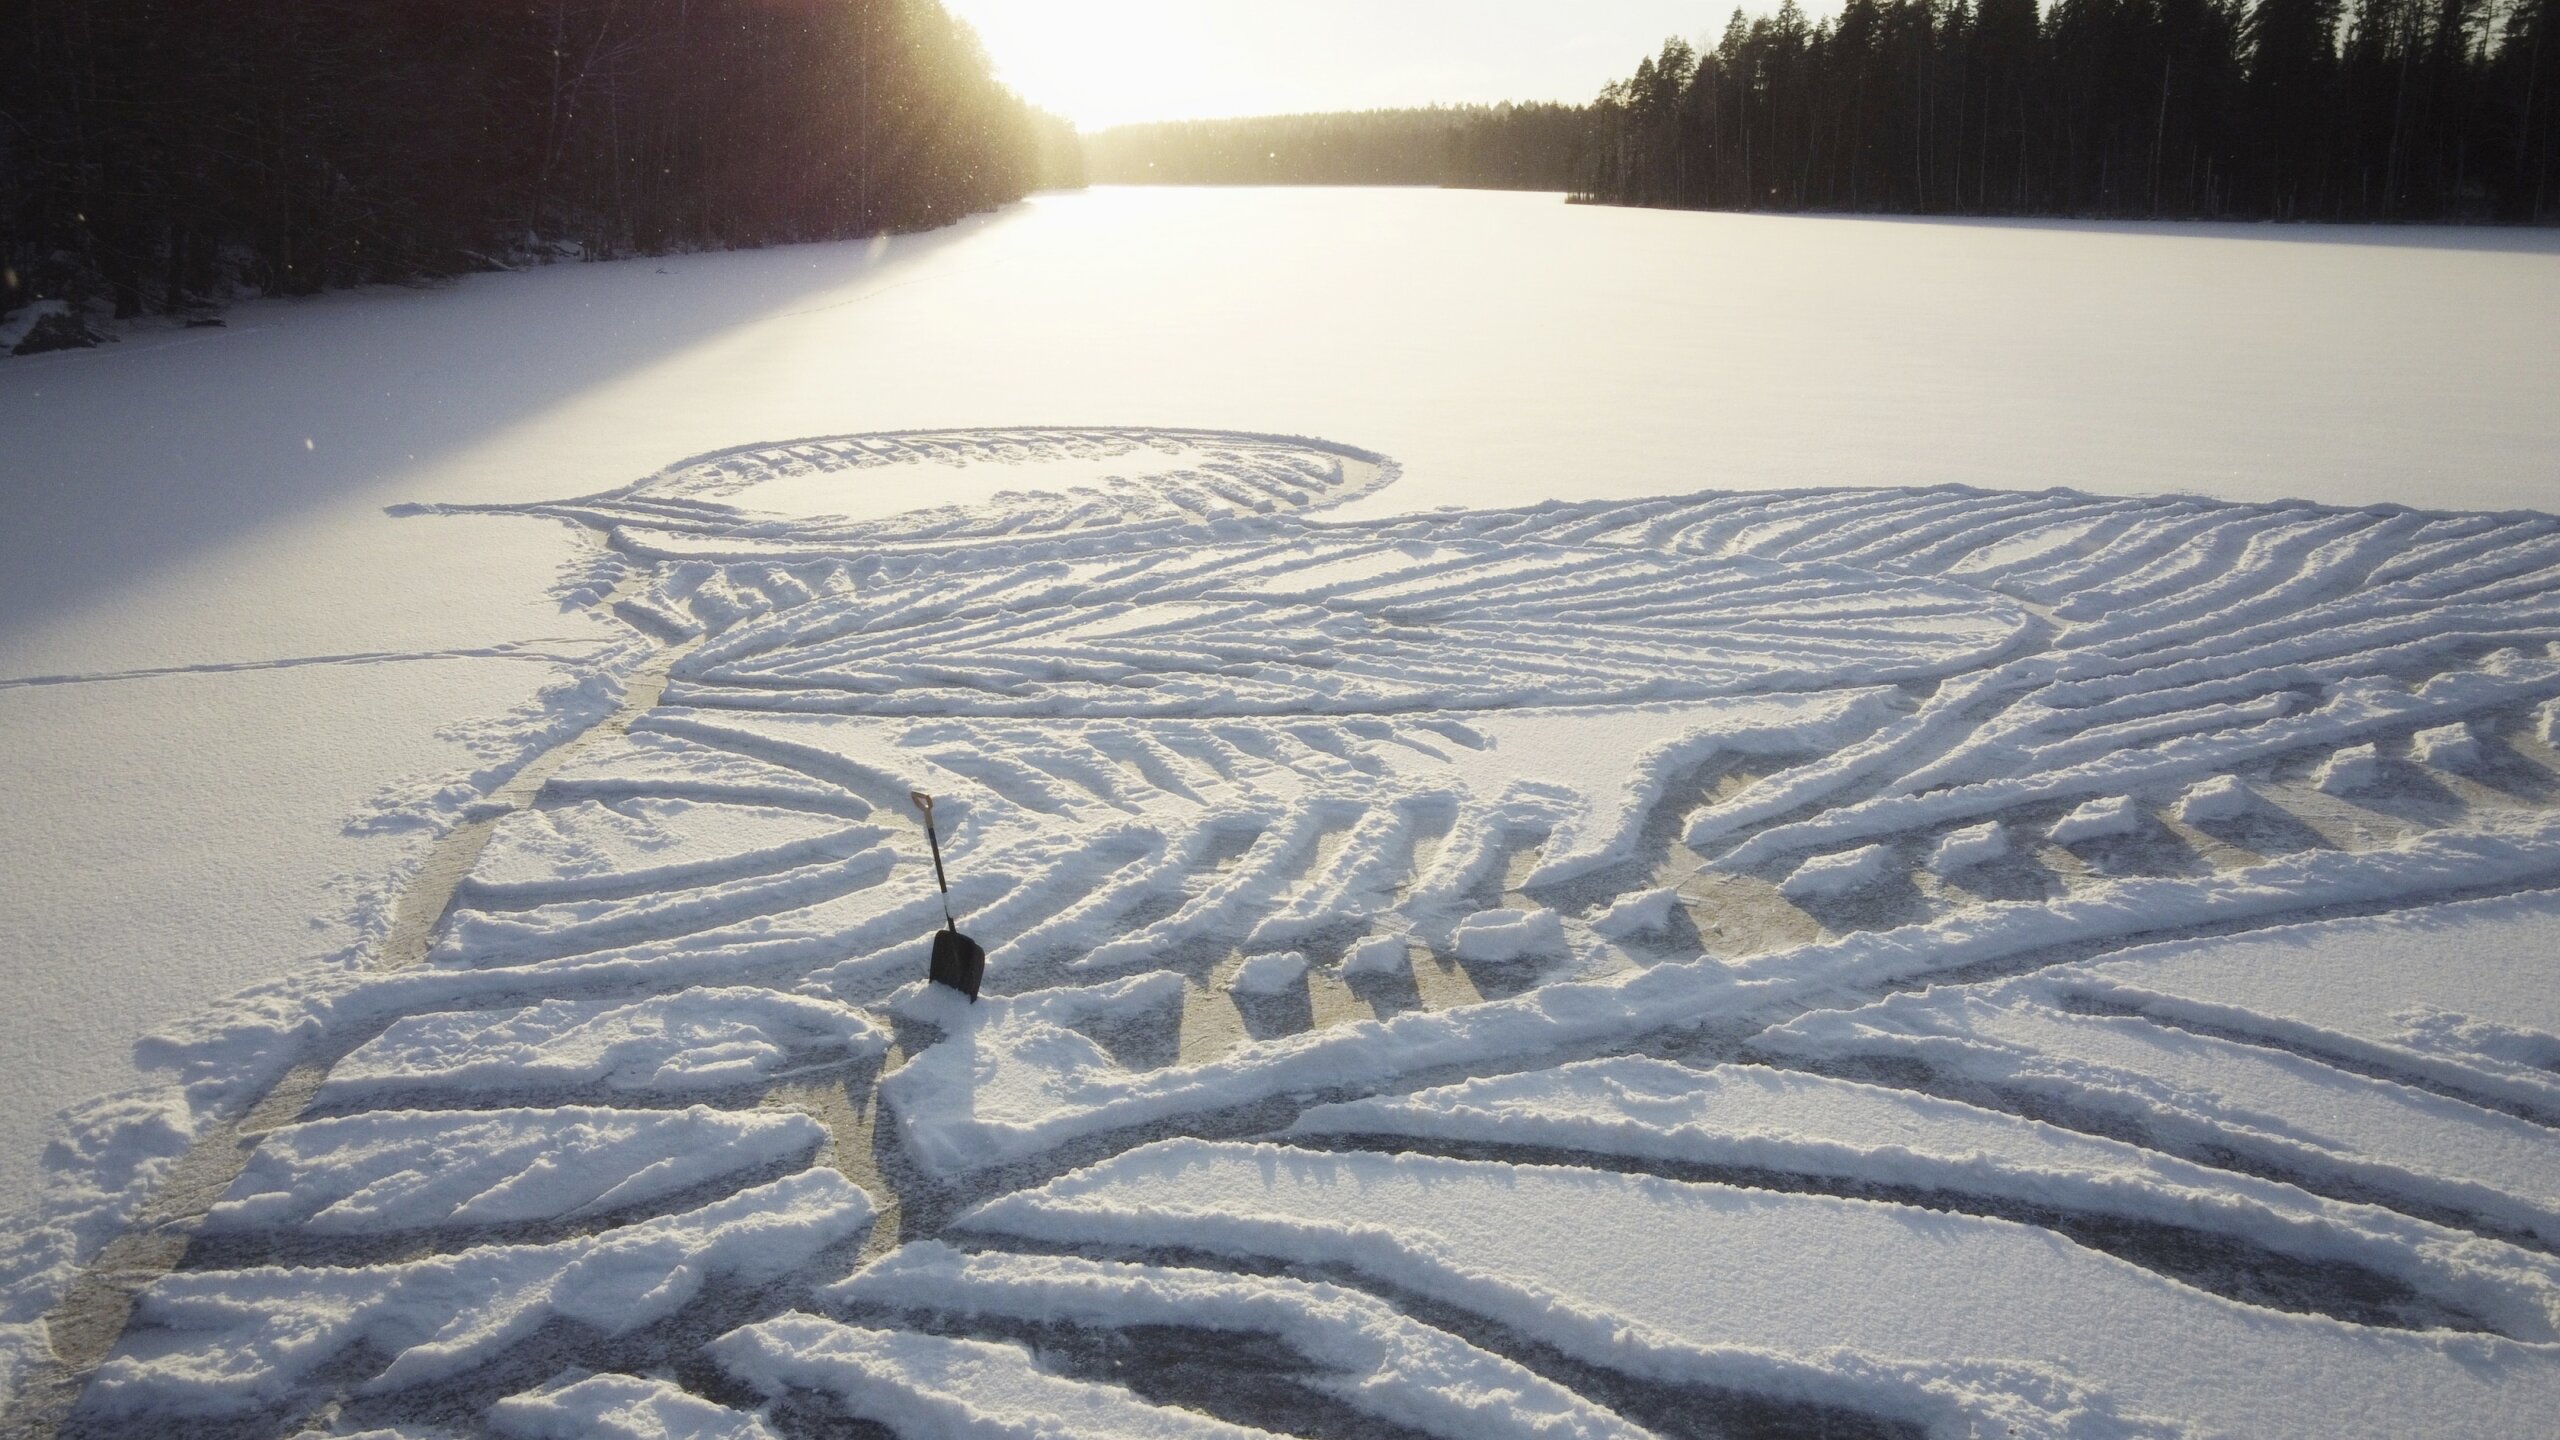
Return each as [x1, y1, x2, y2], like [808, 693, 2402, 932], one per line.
[940, 1, 1737, 132]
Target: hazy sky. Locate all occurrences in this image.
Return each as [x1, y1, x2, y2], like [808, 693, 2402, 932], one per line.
[940, 1, 1737, 131]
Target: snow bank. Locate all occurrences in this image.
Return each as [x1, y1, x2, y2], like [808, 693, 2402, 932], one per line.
[970, 1140, 2535, 1440]
[1780, 844, 1893, 899]
[2172, 775, 2256, 825]
[1294, 1058, 2560, 1341]
[2049, 796, 2142, 844]
[0, 1089, 197, 1403]
[208, 1106, 826, 1234]
[880, 972, 1188, 1175]
[1589, 887, 1681, 939]
[873, 806, 2560, 1178]
[1927, 821, 2010, 874]
[831, 1242, 1650, 1440]
[320, 987, 885, 1102]
[1229, 951, 1309, 996]
[714, 1313, 1265, 1438]
[1338, 935, 1412, 978]
[2318, 743, 2385, 794]
[1763, 977, 2560, 1249]
[86, 1171, 872, 1415]
[2412, 722, 2482, 769]
[490, 1372, 779, 1440]
[1447, 908, 1565, 963]
[2035, 890, 2560, 1120]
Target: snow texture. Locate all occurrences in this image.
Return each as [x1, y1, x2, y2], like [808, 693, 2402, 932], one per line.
[1447, 908, 1567, 963]
[2049, 796, 2143, 844]
[1589, 887, 1681, 939]
[1294, 1057, 2560, 1341]
[1926, 820, 2011, 874]
[1230, 951, 1309, 996]
[1780, 844, 1893, 899]
[320, 988, 885, 1102]
[2412, 722, 2482, 769]
[966, 1139, 2553, 1440]
[1338, 935, 1413, 978]
[490, 1372, 780, 1440]
[2319, 742, 2386, 794]
[715, 1313, 1269, 1438]
[2172, 775, 2257, 824]
[1760, 933, 2560, 1250]
[85, 1171, 872, 1416]
[207, 1106, 826, 1235]
[16, 397, 2560, 1434]
[830, 1242, 1651, 1440]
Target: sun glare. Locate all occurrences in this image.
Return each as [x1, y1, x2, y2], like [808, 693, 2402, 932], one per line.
[941, 0, 1724, 131]
[943, 1, 1310, 131]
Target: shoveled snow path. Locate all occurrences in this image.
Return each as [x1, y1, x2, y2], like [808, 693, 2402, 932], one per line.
[964, 1140, 2559, 1440]
[20, 425, 2560, 1438]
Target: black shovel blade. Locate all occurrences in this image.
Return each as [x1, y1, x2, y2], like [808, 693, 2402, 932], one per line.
[928, 926, 986, 1001]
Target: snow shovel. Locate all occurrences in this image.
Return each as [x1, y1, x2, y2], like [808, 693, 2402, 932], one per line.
[909, 790, 985, 1001]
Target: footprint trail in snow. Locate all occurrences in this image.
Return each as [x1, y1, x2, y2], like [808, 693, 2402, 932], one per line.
[16, 427, 2560, 1438]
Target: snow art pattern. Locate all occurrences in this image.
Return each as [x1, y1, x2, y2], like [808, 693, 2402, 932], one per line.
[20, 428, 2560, 1437]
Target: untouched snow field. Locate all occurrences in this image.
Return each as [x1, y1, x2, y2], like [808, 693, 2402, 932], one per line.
[3, 188, 2560, 1435]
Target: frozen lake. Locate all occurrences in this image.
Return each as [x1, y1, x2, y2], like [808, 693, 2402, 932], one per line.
[3, 186, 2559, 1431]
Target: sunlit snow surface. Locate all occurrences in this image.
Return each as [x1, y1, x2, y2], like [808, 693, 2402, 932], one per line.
[15, 426, 2560, 1436]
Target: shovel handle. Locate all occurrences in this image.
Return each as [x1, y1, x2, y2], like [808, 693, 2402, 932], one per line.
[910, 790, 955, 923]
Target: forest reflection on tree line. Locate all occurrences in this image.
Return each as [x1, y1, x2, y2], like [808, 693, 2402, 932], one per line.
[1087, 0, 2558, 224]
[1, 0, 1081, 322]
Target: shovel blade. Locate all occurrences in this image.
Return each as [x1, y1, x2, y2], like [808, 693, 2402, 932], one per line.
[928, 927, 987, 1001]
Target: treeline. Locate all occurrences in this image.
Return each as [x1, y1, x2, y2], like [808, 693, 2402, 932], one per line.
[1, 0, 1080, 326]
[1085, 105, 1592, 189]
[1584, 0, 2560, 221]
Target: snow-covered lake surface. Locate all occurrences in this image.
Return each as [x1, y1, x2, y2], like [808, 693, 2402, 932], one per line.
[3, 188, 2560, 1435]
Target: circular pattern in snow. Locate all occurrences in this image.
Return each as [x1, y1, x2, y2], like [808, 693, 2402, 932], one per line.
[633, 427, 1395, 530]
